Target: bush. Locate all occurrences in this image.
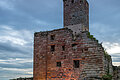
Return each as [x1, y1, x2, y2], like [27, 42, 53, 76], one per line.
[87, 32, 98, 42]
[104, 50, 111, 61]
[102, 74, 112, 80]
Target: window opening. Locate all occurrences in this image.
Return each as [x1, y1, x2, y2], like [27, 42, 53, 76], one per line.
[51, 45, 55, 52]
[71, 0, 74, 3]
[73, 60, 79, 68]
[62, 45, 65, 51]
[72, 44, 77, 51]
[84, 48, 88, 51]
[57, 62, 61, 67]
[51, 35, 55, 41]
[80, 0, 83, 3]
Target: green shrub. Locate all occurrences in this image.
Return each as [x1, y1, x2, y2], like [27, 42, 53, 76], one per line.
[102, 74, 112, 80]
[104, 50, 111, 61]
[87, 32, 98, 42]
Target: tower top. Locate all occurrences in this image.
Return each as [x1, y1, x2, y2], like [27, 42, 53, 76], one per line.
[63, 0, 89, 32]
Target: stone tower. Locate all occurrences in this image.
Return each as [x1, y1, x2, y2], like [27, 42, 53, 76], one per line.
[64, 0, 89, 32]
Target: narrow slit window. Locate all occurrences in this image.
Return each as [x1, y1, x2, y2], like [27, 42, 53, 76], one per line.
[73, 60, 79, 68]
[51, 35, 55, 41]
[62, 45, 65, 51]
[51, 45, 55, 52]
[71, 0, 74, 3]
[57, 62, 61, 67]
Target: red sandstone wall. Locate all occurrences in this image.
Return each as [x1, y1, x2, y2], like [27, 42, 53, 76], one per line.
[34, 32, 48, 80]
[34, 29, 105, 80]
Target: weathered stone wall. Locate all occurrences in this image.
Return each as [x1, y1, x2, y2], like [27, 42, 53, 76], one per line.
[34, 28, 106, 80]
[118, 67, 120, 80]
[64, 0, 89, 31]
[119, 67, 120, 80]
[34, 32, 48, 80]
[113, 66, 120, 80]
[65, 24, 88, 35]
[103, 54, 113, 76]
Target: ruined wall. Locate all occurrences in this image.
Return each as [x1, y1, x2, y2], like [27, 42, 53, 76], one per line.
[64, 0, 89, 31]
[119, 67, 120, 80]
[113, 66, 120, 80]
[33, 0, 120, 79]
[34, 32, 48, 80]
[118, 67, 120, 80]
[65, 24, 88, 35]
[34, 28, 106, 80]
[103, 53, 113, 76]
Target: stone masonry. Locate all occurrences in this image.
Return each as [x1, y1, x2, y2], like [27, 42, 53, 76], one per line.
[64, 0, 89, 31]
[113, 66, 120, 80]
[33, 0, 117, 80]
[34, 28, 106, 80]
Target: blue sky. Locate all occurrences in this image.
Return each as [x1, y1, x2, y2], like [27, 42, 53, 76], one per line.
[0, 0, 120, 80]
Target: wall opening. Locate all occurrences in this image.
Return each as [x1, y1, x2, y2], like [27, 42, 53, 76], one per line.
[51, 35, 55, 41]
[72, 44, 77, 51]
[62, 45, 65, 51]
[84, 48, 88, 51]
[71, 0, 74, 3]
[57, 62, 61, 67]
[80, 0, 83, 3]
[51, 45, 55, 52]
[73, 60, 79, 68]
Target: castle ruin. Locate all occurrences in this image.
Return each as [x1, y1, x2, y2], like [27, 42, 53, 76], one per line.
[33, 0, 119, 80]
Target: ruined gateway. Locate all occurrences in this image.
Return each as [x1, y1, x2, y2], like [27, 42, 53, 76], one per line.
[33, 0, 119, 80]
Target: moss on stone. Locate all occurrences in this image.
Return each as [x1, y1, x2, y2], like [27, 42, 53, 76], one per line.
[87, 32, 98, 42]
[104, 50, 111, 61]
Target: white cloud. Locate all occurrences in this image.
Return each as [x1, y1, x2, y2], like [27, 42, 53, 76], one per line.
[102, 42, 120, 66]
[0, 25, 33, 46]
[26, 72, 33, 75]
[1, 67, 32, 72]
[0, 25, 33, 79]
[0, 67, 33, 79]
[0, 0, 15, 10]
[112, 62, 120, 66]
[90, 23, 120, 43]
[0, 36, 27, 46]
[103, 42, 120, 54]
[0, 58, 33, 64]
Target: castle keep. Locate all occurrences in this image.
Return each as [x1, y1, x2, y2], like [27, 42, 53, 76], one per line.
[64, 0, 89, 32]
[33, 0, 114, 80]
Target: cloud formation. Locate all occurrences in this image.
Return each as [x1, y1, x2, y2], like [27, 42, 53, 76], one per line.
[102, 42, 120, 66]
[0, 0, 15, 10]
[0, 25, 33, 80]
[103, 42, 120, 54]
